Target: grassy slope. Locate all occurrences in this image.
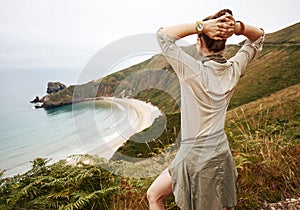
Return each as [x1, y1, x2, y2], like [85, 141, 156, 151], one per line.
[224, 83, 300, 208]
[264, 22, 300, 44]
[227, 83, 300, 124]
[226, 43, 300, 110]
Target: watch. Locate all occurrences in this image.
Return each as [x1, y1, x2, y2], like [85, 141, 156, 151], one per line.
[195, 20, 204, 34]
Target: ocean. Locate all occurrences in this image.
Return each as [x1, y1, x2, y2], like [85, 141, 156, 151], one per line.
[0, 69, 126, 177]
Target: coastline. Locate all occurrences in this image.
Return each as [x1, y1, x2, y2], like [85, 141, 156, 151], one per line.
[87, 97, 162, 160]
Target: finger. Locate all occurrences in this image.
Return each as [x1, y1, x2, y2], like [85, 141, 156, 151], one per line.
[225, 27, 235, 33]
[216, 31, 228, 38]
[218, 20, 235, 29]
[217, 15, 228, 23]
[217, 24, 235, 34]
[222, 29, 234, 38]
[215, 35, 228, 41]
[224, 19, 235, 28]
[217, 30, 233, 39]
[227, 20, 235, 27]
[213, 36, 224, 41]
[218, 16, 236, 29]
[225, 14, 235, 22]
[217, 14, 233, 23]
[217, 36, 227, 40]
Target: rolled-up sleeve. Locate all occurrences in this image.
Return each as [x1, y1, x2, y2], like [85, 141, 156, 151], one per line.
[229, 32, 265, 75]
[156, 29, 202, 80]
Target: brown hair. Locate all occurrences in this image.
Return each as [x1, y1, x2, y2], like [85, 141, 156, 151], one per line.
[199, 9, 233, 52]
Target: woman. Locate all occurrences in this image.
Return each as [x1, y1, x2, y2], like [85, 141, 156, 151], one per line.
[147, 9, 264, 210]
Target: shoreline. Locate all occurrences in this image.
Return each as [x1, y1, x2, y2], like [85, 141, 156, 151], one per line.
[87, 97, 162, 160]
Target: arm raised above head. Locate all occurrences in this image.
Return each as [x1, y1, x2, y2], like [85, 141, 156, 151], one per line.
[234, 21, 264, 41]
[159, 14, 235, 40]
[229, 21, 265, 76]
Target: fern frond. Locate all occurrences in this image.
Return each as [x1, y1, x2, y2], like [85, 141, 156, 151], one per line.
[62, 186, 118, 210]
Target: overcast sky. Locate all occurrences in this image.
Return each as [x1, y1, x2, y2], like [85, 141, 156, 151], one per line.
[0, 0, 299, 71]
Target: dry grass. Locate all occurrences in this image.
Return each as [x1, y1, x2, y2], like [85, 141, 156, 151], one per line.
[227, 106, 300, 209]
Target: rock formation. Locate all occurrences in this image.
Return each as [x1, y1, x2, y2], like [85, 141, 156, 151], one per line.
[46, 82, 66, 94]
[30, 82, 67, 109]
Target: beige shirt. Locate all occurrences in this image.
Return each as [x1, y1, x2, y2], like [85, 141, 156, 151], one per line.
[157, 31, 264, 140]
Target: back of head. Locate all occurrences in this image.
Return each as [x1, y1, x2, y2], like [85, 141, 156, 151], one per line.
[200, 9, 233, 53]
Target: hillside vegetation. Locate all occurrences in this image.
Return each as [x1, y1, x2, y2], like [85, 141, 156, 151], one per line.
[1, 23, 300, 209]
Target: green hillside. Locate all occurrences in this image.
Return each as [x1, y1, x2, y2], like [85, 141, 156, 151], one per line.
[226, 42, 300, 109]
[264, 22, 300, 44]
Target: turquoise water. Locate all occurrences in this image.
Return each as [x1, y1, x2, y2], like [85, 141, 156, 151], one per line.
[0, 69, 123, 177]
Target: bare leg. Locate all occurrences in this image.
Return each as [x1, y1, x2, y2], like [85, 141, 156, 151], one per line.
[147, 169, 172, 210]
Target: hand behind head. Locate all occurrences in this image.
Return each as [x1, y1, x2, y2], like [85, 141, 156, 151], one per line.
[215, 14, 235, 40]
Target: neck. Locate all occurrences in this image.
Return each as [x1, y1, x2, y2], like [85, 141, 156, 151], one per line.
[200, 47, 215, 56]
[200, 50, 226, 63]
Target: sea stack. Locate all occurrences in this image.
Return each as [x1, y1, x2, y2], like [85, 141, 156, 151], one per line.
[46, 82, 66, 94]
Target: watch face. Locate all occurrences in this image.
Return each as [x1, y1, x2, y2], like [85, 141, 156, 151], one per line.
[197, 23, 203, 32]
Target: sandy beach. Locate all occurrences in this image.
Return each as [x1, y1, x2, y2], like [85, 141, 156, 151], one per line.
[87, 97, 162, 159]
